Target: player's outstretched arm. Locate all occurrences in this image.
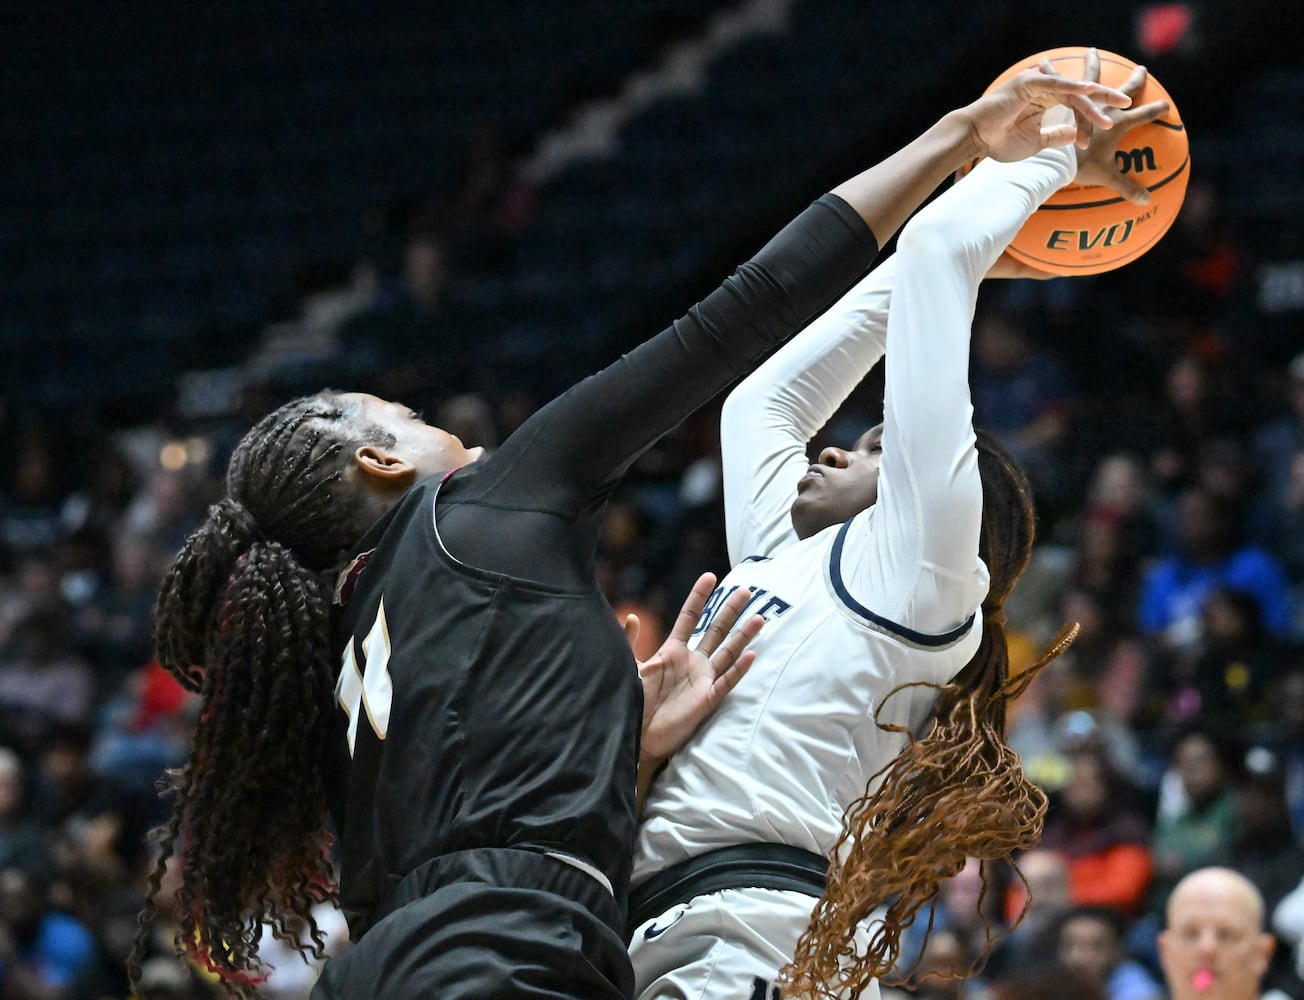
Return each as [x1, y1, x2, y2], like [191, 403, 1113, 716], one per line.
[830, 62, 1130, 246]
[629, 574, 763, 814]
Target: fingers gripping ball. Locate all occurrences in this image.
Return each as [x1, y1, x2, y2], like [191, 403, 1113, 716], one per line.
[964, 46, 1189, 275]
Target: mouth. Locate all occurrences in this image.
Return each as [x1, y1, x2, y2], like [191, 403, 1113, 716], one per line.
[797, 467, 824, 493]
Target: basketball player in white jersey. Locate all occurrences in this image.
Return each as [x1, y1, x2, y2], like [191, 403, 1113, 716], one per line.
[630, 55, 1167, 1000]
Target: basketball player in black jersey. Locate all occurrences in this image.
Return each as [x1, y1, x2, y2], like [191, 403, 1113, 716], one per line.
[137, 68, 1130, 999]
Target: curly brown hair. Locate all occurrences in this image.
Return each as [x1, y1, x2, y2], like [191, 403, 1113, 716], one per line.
[131, 391, 395, 997]
[783, 430, 1079, 999]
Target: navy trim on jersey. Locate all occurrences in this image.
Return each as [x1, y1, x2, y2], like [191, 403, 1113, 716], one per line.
[829, 520, 975, 647]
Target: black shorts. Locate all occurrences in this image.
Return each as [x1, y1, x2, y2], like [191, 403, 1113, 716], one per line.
[311, 848, 632, 1000]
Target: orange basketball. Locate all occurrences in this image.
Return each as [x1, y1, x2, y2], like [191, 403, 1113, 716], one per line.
[961, 46, 1190, 276]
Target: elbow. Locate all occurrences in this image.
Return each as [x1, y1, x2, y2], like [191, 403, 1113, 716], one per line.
[896, 211, 968, 268]
[722, 378, 764, 427]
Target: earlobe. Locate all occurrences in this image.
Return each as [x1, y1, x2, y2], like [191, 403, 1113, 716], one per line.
[354, 445, 417, 486]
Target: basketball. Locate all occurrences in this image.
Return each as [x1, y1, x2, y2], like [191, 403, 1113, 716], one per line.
[961, 46, 1190, 276]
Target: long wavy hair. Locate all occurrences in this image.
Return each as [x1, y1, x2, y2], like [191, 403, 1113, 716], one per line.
[783, 430, 1079, 999]
[131, 391, 395, 997]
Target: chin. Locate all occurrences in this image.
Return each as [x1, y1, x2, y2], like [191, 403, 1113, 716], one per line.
[790, 505, 826, 541]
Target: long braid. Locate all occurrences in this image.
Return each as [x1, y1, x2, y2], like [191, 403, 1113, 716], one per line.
[783, 430, 1080, 999]
[133, 391, 395, 997]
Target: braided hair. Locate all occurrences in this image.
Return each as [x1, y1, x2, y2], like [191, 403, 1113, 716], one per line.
[132, 391, 396, 996]
[783, 429, 1079, 999]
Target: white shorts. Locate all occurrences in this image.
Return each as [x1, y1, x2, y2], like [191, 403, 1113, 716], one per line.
[628, 887, 880, 1000]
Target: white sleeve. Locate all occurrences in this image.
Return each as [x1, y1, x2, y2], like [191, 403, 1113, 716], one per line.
[843, 148, 1076, 635]
[720, 256, 896, 564]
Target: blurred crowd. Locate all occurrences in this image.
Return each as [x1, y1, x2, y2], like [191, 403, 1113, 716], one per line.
[1, 129, 1303, 1000]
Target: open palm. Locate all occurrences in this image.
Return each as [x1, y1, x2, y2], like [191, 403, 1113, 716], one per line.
[628, 573, 763, 764]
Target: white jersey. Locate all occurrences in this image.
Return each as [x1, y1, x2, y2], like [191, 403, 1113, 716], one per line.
[631, 148, 1078, 995]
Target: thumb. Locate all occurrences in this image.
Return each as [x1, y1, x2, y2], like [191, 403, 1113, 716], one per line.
[623, 612, 641, 653]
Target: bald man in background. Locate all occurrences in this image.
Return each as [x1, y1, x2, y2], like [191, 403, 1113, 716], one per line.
[1158, 867, 1276, 1000]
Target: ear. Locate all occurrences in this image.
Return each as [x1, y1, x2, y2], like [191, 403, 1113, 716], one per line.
[1256, 931, 1276, 971]
[353, 445, 417, 488]
[1155, 929, 1172, 971]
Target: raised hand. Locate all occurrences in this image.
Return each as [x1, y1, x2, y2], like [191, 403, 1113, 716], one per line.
[631, 573, 763, 767]
[965, 59, 1132, 163]
[1062, 49, 1172, 204]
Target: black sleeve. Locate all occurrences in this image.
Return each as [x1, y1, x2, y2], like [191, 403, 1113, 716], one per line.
[457, 194, 878, 515]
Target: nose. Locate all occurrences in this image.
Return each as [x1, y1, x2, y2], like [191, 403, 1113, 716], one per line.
[818, 446, 850, 469]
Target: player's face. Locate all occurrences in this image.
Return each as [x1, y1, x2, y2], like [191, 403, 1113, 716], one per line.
[790, 423, 883, 540]
[341, 392, 485, 480]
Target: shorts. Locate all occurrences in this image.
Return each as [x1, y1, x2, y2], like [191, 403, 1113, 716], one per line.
[628, 888, 880, 1000]
[312, 848, 632, 1000]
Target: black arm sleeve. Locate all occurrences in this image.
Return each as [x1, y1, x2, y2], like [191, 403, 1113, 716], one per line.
[461, 195, 877, 510]
[435, 195, 877, 583]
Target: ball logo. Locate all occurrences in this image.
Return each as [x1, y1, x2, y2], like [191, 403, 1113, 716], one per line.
[1046, 219, 1135, 252]
[1116, 146, 1157, 174]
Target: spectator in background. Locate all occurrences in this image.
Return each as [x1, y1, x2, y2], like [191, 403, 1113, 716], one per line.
[123, 469, 202, 556]
[896, 858, 1000, 982]
[29, 726, 99, 831]
[0, 421, 66, 553]
[999, 963, 1105, 1000]
[1256, 446, 1304, 635]
[1233, 748, 1304, 919]
[0, 750, 45, 878]
[1145, 353, 1233, 505]
[990, 848, 1074, 978]
[1056, 906, 1163, 1000]
[71, 530, 163, 693]
[57, 439, 138, 543]
[0, 864, 95, 997]
[1041, 747, 1154, 916]
[970, 311, 1074, 515]
[1150, 724, 1242, 914]
[0, 608, 95, 752]
[1157, 868, 1274, 1000]
[1065, 453, 1157, 620]
[883, 927, 992, 1000]
[1251, 350, 1304, 518]
[1157, 587, 1288, 728]
[337, 226, 476, 400]
[0, 550, 62, 650]
[1270, 670, 1304, 841]
[1137, 486, 1293, 648]
[434, 393, 499, 458]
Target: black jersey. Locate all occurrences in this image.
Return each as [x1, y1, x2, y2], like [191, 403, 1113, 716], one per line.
[328, 194, 879, 940]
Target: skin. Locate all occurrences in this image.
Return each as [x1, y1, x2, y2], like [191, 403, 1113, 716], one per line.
[1059, 914, 1123, 985]
[1157, 868, 1274, 1000]
[341, 391, 485, 495]
[791, 424, 884, 540]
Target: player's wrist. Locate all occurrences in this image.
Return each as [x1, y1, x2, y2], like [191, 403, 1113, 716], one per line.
[937, 107, 987, 168]
[638, 749, 667, 772]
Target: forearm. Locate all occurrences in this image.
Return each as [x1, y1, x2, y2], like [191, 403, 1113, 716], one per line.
[883, 149, 1075, 519]
[830, 108, 983, 247]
